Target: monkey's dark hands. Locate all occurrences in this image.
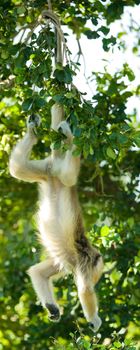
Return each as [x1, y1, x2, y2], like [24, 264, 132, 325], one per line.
[46, 303, 61, 323]
[27, 114, 41, 128]
[27, 114, 41, 137]
[58, 121, 73, 142]
[89, 314, 102, 332]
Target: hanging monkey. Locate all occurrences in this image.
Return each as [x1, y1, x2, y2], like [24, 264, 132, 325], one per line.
[9, 10, 103, 332]
[9, 104, 103, 331]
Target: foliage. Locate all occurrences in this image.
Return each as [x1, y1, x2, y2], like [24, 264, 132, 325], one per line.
[0, 0, 140, 349]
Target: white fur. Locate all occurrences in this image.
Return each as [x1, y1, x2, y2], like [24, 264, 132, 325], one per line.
[38, 181, 77, 268]
[28, 262, 55, 306]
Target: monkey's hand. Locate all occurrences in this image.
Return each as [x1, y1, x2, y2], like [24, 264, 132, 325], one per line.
[27, 114, 41, 136]
[26, 114, 41, 144]
[58, 121, 73, 142]
[89, 314, 102, 332]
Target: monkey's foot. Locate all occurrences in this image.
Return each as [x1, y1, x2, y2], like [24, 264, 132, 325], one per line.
[46, 303, 60, 322]
[89, 314, 102, 332]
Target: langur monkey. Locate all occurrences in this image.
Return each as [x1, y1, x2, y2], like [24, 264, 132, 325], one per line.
[9, 104, 103, 331]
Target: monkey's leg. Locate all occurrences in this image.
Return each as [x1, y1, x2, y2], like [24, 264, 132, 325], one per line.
[9, 115, 50, 182]
[75, 271, 102, 332]
[27, 259, 61, 322]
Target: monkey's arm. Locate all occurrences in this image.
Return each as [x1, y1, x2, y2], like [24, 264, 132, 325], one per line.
[50, 117, 80, 186]
[51, 103, 64, 131]
[50, 103, 80, 186]
[9, 115, 49, 183]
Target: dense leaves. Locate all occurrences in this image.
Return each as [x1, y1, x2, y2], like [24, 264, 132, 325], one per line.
[0, 0, 140, 349]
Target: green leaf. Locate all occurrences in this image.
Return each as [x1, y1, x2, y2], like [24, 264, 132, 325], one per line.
[132, 131, 140, 147]
[91, 17, 98, 26]
[121, 91, 132, 100]
[83, 143, 89, 158]
[123, 63, 135, 81]
[65, 91, 76, 99]
[90, 145, 94, 155]
[17, 6, 26, 14]
[22, 98, 33, 111]
[73, 128, 81, 137]
[31, 33, 37, 40]
[106, 147, 117, 159]
[55, 63, 63, 70]
[101, 226, 110, 236]
[1, 50, 9, 59]
[54, 69, 65, 82]
[113, 341, 122, 348]
[103, 36, 116, 51]
[94, 0, 105, 12]
[133, 46, 138, 54]
[34, 97, 46, 108]
[53, 141, 61, 150]
[38, 63, 48, 74]
[84, 29, 100, 39]
[117, 133, 128, 145]
[118, 31, 127, 39]
[99, 26, 110, 36]
[107, 81, 118, 96]
[54, 65, 73, 84]
[110, 269, 122, 284]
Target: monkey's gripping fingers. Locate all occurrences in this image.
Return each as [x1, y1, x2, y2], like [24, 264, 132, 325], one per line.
[27, 114, 41, 136]
[89, 314, 102, 332]
[58, 121, 73, 142]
